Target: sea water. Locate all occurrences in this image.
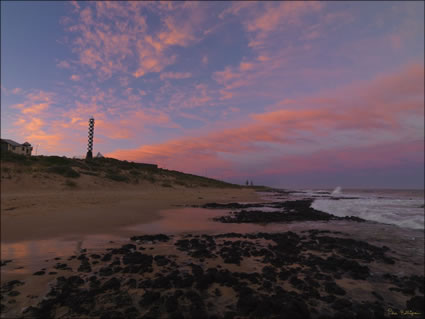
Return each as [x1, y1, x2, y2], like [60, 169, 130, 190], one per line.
[308, 188, 424, 230]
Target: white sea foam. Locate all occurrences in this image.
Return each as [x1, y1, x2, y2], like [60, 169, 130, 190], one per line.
[331, 186, 342, 196]
[311, 196, 424, 230]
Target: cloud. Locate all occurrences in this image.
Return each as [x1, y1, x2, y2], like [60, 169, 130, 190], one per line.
[160, 72, 192, 80]
[7, 91, 67, 152]
[118, 76, 130, 87]
[12, 88, 23, 94]
[20, 103, 49, 114]
[57, 60, 71, 69]
[257, 140, 424, 177]
[164, 83, 215, 110]
[70, 74, 81, 81]
[218, 2, 256, 20]
[220, 1, 324, 49]
[246, 2, 323, 33]
[65, 2, 212, 81]
[107, 63, 424, 177]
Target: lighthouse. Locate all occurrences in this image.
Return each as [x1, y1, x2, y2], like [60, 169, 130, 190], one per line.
[86, 117, 95, 160]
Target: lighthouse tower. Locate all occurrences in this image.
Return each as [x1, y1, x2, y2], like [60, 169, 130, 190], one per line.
[86, 117, 95, 160]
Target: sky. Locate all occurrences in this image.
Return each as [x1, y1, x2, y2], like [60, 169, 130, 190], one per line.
[1, 1, 424, 189]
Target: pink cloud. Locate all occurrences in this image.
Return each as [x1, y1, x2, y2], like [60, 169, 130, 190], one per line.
[66, 2, 211, 81]
[57, 60, 71, 69]
[246, 2, 323, 33]
[7, 91, 69, 153]
[11, 88, 23, 94]
[258, 140, 424, 177]
[107, 63, 424, 177]
[160, 72, 192, 80]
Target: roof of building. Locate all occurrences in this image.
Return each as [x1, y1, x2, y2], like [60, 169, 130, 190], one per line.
[1, 139, 22, 147]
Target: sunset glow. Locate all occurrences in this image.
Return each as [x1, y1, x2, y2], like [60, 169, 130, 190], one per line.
[1, 1, 424, 188]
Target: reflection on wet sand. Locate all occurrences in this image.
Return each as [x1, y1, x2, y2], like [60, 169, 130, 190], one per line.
[2, 206, 423, 278]
[1, 233, 125, 279]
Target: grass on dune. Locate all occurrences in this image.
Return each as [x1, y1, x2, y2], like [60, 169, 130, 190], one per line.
[0, 151, 243, 188]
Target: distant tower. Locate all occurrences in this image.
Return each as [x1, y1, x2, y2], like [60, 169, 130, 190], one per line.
[86, 117, 95, 160]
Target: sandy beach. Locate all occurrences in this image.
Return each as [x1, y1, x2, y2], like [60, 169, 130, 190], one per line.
[1, 162, 424, 319]
[1, 171, 260, 243]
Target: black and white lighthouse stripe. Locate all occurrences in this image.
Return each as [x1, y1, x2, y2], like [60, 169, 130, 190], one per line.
[87, 117, 95, 152]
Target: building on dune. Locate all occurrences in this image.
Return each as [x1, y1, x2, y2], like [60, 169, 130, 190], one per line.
[1, 139, 33, 156]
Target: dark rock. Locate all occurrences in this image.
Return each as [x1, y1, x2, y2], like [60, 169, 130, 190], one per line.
[262, 266, 277, 281]
[3, 280, 24, 290]
[406, 296, 424, 313]
[121, 244, 136, 250]
[130, 234, 170, 242]
[286, 299, 311, 319]
[154, 255, 170, 266]
[54, 263, 71, 270]
[321, 295, 336, 303]
[77, 254, 87, 261]
[139, 291, 161, 307]
[371, 291, 384, 301]
[64, 276, 84, 288]
[102, 277, 121, 291]
[124, 306, 139, 317]
[175, 238, 216, 259]
[165, 295, 178, 313]
[1, 260, 12, 267]
[125, 278, 137, 289]
[332, 298, 352, 310]
[8, 291, 20, 297]
[122, 252, 153, 266]
[333, 310, 356, 319]
[78, 260, 92, 273]
[213, 200, 365, 224]
[237, 287, 258, 314]
[99, 266, 114, 277]
[100, 311, 123, 319]
[33, 271, 45, 276]
[101, 253, 112, 262]
[325, 282, 346, 296]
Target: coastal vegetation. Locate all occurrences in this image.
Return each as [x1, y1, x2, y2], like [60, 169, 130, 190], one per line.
[0, 151, 242, 189]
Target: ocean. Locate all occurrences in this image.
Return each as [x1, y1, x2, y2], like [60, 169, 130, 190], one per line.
[290, 188, 425, 230]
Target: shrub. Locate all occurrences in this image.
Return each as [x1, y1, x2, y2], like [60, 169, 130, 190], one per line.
[1, 151, 32, 165]
[106, 167, 119, 174]
[129, 169, 141, 176]
[105, 173, 129, 182]
[46, 166, 80, 178]
[145, 175, 156, 183]
[80, 170, 99, 176]
[40, 156, 73, 166]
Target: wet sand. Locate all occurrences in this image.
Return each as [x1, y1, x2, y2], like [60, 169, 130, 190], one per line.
[1, 187, 260, 243]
